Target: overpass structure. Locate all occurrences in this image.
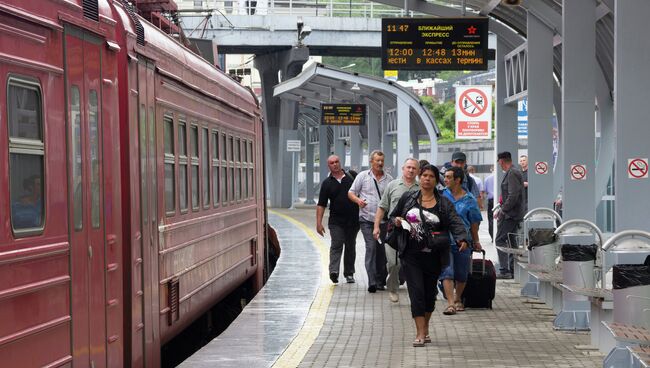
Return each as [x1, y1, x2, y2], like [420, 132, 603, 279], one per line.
[178, 0, 650, 235]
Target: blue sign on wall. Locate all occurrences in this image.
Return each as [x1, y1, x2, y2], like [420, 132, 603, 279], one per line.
[518, 97, 528, 139]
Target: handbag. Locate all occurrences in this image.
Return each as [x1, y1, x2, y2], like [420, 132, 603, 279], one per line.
[384, 221, 400, 250]
[419, 205, 450, 251]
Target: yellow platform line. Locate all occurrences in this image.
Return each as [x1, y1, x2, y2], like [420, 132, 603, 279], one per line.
[270, 210, 334, 368]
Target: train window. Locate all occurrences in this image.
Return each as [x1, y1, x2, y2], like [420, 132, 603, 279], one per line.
[229, 135, 234, 162]
[89, 90, 100, 228]
[212, 131, 219, 207]
[235, 137, 241, 201]
[164, 116, 175, 214]
[221, 132, 227, 205]
[248, 141, 254, 199]
[72, 86, 83, 230]
[139, 105, 147, 223]
[190, 125, 199, 210]
[235, 138, 240, 162]
[8, 77, 45, 234]
[202, 127, 209, 208]
[178, 122, 188, 212]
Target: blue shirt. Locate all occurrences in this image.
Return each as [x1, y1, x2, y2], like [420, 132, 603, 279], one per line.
[442, 188, 482, 242]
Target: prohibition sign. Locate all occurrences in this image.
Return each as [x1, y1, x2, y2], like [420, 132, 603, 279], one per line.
[628, 158, 649, 179]
[535, 161, 549, 175]
[570, 164, 587, 181]
[458, 88, 488, 118]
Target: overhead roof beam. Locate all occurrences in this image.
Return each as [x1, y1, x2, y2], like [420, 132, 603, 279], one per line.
[480, 0, 502, 16]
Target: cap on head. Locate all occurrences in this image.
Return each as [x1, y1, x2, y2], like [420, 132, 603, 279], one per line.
[451, 151, 466, 162]
[497, 151, 512, 160]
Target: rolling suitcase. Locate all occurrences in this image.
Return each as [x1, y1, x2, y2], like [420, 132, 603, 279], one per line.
[461, 249, 496, 309]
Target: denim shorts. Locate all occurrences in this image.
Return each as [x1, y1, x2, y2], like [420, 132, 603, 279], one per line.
[438, 242, 472, 282]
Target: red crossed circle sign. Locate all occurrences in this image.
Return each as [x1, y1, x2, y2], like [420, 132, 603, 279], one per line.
[628, 158, 649, 178]
[570, 164, 586, 180]
[535, 161, 548, 175]
[458, 88, 489, 118]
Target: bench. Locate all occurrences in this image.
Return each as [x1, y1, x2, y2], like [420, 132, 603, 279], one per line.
[496, 245, 526, 256]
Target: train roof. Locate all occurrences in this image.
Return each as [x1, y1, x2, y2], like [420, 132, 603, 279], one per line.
[112, 1, 259, 114]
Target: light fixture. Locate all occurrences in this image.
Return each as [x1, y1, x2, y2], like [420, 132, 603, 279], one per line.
[350, 82, 361, 91]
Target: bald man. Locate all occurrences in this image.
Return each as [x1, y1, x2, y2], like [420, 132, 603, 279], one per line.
[316, 155, 360, 284]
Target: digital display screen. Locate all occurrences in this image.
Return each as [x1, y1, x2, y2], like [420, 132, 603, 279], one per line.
[321, 104, 366, 126]
[381, 17, 489, 71]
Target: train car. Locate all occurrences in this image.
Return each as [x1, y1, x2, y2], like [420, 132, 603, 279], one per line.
[0, 0, 266, 367]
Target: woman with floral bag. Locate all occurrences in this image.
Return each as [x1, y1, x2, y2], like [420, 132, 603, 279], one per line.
[388, 164, 469, 347]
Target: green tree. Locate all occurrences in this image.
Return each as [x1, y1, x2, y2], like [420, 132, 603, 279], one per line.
[421, 96, 456, 143]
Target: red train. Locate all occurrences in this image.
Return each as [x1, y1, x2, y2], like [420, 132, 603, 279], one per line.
[0, 0, 268, 366]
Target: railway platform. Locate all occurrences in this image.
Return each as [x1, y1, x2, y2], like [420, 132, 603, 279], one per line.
[182, 206, 604, 367]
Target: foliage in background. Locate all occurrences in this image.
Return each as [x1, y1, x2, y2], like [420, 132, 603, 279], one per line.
[420, 96, 456, 143]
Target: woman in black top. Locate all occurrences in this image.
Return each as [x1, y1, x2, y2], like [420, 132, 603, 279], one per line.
[389, 164, 468, 347]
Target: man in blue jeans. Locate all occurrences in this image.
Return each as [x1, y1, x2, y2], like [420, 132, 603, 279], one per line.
[349, 150, 393, 293]
[316, 155, 359, 284]
[440, 167, 482, 315]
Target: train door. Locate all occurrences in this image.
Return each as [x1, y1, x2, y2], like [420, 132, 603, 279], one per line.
[137, 59, 160, 367]
[65, 27, 107, 367]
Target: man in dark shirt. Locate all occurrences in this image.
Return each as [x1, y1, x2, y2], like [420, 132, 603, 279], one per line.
[495, 151, 525, 279]
[317, 155, 360, 284]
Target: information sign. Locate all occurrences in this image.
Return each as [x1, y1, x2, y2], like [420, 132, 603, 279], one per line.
[321, 104, 367, 126]
[381, 17, 489, 71]
[286, 140, 301, 152]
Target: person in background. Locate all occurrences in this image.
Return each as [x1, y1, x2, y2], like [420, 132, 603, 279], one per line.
[389, 164, 468, 347]
[373, 158, 420, 303]
[467, 165, 484, 210]
[439, 167, 482, 315]
[349, 150, 393, 293]
[441, 151, 480, 200]
[483, 167, 496, 242]
[494, 151, 524, 279]
[519, 155, 529, 213]
[316, 155, 359, 284]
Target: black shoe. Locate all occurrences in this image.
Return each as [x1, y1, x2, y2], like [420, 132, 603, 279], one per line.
[368, 285, 377, 293]
[376, 285, 386, 291]
[496, 273, 513, 280]
[330, 273, 339, 284]
[345, 275, 355, 283]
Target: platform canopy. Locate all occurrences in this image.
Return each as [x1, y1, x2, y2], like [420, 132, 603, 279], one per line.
[273, 62, 440, 144]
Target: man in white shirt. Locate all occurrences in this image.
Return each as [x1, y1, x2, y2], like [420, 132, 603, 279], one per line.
[349, 150, 394, 293]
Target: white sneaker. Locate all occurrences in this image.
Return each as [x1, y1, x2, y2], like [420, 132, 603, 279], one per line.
[389, 291, 399, 303]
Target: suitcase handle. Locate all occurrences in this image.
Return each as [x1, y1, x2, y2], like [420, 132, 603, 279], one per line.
[471, 249, 486, 275]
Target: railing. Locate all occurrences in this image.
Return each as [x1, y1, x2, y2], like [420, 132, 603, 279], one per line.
[179, 0, 418, 19]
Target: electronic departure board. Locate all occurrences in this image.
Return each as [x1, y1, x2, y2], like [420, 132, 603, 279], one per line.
[321, 104, 366, 126]
[381, 17, 489, 71]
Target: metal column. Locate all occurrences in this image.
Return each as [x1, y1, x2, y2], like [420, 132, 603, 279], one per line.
[614, 0, 650, 232]
[350, 126, 362, 171]
[396, 97, 410, 169]
[318, 126, 329, 186]
[304, 138, 315, 204]
[526, 13, 555, 210]
[495, 37, 518, 196]
[334, 127, 346, 165]
[561, 0, 596, 222]
[367, 109, 381, 153]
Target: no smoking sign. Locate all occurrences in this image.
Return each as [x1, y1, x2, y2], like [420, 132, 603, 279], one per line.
[534, 161, 549, 175]
[570, 164, 587, 181]
[628, 158, 649, 179]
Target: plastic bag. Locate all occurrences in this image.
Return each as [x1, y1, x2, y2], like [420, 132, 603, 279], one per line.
[612, 255, 650, 290]
[561, 244, 598, 262]
[528, 228, 556, 250]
